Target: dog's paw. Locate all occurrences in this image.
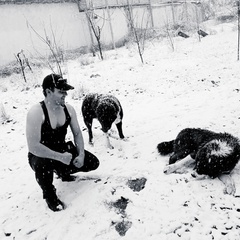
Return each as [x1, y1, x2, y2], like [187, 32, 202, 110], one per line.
[106, 142, 114, 149]
[163, 165, 175, 175]
[219, 174, 236, 196]
[108, 145, 114, 150]
[191, 171, 206, 180]
[223, 183, 236, 196]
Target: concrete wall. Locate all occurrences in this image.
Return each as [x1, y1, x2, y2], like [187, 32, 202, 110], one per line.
[0, 2, 202, 66]
[1, 3, 92, 66]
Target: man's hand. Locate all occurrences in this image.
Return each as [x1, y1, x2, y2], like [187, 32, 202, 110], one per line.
[60, 152, 72, 165]
[73, 152, 85, 168]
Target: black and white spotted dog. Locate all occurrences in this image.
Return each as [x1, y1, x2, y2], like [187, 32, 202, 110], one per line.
[157, 128, 240, 195]
[81, 93, 125, 149]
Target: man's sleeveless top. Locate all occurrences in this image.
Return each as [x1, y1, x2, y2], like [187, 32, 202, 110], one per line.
[40, 101, 71, 152]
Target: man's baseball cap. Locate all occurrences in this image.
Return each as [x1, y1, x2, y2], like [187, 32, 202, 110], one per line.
[42, 74, 74, 91]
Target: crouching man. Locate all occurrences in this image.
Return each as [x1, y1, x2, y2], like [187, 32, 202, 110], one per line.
[26, 73, 100, 211]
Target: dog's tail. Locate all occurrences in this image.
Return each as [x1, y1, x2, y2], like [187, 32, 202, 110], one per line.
[157, 140, 174, 155]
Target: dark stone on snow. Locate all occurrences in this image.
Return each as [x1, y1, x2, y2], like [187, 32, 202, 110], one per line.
[127, 177, 147, 192]
[197, 29, 208, 37]
[112, 196, 129, 213]
[115, 220, 132, 236]
[178, 31, 189, 38]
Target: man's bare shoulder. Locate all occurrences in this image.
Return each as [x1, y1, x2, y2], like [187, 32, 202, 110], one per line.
[27, 103, 43, 120]
[65, 103, 76, 115]
[28, 103, 41, 113]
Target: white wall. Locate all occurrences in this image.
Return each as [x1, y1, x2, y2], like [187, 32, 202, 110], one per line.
[0, 2, 202, 66]
[91, 8, 129, 46]
[0, 3, 132, 66]
[0, 3, 91, 66]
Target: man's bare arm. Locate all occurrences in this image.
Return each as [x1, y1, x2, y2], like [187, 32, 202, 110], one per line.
[26, 104, 72, 165]
[67, 104, 85, 167]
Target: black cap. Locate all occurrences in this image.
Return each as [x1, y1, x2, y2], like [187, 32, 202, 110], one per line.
[42, 74, 74, 91]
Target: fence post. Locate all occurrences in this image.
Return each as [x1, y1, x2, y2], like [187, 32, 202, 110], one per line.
[171, 0, 176, 26]
[148, 0, 154, 28]
[85, 10, 96, 56]
[238, 0, 240, 60]
[105, 0, 116, 49]
[126, 0, 134, 31]
[184, 0, 189, 24]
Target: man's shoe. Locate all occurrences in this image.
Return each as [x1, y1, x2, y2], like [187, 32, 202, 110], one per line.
[44, 193, 65, 212]
[60, 175, 77, 182]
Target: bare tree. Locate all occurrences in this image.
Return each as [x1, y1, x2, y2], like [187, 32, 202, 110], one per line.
[125, 1, 151, 64]
[165, 26, 175, 52]
[26, 20, 64, 75]
[14, 49, 32, 82]
[0, 102, 11, 124]
[85, 10, 104, 60]
[195, 2, 201, 42]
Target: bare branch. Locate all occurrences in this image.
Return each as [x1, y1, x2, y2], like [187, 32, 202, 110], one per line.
[15, 50, 27, 82]
[26, 20, 64, 75]
[85, 10, 104, 60]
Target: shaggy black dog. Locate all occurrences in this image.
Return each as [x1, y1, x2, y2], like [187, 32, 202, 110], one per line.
[81, 93, 124, 148]
[157, 128, 240, 179]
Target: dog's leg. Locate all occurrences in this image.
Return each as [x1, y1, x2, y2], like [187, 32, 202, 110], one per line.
[218, 174, 236, 195]
[108, 132, 119, 140]
[169, 150, 191, 164]
[163, 156, 195, 174]
[83, 118, 94, 144]
[105, 132, 114, 149]
[191, 171, 207, 180]
[87, 126, 94, 145]
[116, 121, 124, 139]
[89, 130, 94, 145]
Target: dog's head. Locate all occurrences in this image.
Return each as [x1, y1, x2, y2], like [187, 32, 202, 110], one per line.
[96, 102, 119, 133]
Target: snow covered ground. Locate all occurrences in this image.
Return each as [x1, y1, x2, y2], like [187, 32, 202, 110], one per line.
[1, 20, 240, 239]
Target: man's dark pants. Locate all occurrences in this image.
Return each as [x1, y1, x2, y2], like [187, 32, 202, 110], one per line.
[28, 143, 100, 199]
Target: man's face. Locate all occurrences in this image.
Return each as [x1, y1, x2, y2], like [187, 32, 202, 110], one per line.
[52, 88, 68, 106]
